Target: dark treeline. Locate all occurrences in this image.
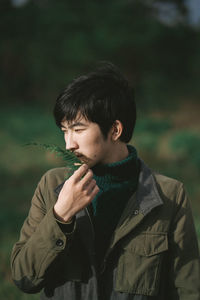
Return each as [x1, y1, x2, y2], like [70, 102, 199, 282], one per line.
[1, 0, 200, 110]
[1, 3, 200, 298]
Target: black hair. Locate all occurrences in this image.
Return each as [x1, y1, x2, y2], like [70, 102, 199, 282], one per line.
[53, 62, 136, 143]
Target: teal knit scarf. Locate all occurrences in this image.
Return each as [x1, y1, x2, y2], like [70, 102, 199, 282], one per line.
[91, 144, 140, 265]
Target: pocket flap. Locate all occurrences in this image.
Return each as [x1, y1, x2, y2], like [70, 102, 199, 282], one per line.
[122, 232, 168, 257]
[144, 233, 168, 256]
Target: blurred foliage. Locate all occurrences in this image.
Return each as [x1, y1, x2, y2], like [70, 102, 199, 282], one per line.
[0, 0, 200, 110]
[134, 117, 172, 150]
[135, 118, 172, 134]
[1, 1, 200, 298]
[170, 131, 200, 168]
[134, 118, 172, 168]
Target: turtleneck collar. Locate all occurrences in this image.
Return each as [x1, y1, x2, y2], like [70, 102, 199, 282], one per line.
[91, 145, 139, 185]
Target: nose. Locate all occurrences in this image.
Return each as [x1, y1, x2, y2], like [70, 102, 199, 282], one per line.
[65, 132, 78, 151]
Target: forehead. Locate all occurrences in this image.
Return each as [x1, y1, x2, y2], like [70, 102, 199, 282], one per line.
[60, 114, 90, 128]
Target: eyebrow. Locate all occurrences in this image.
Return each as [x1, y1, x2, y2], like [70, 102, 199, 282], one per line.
[61, 121, 87, 130]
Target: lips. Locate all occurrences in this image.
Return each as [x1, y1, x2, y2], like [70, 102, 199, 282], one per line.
[75, 154, 83, 158]
[74, 153, 90, 164]
[74, 153, 85, 161]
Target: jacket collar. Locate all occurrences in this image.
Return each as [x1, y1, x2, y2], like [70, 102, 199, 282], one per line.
[54, 160, 163, 216]
[110, 159, 164, 248]
[136, 159, 163, 215]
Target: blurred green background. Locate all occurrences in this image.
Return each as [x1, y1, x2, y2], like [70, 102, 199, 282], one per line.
[1, 0, 200, 298]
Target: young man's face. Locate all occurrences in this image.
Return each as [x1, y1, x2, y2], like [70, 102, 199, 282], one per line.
[60, 115, 114, 168]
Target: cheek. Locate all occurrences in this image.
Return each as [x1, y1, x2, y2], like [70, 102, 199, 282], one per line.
[89, 137, 108, 158]
[82, 131, 101, 146]
[91, 134, 105, 148]
[81, 135, 102, 153]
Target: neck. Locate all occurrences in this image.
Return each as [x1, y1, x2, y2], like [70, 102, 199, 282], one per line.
[91, 144, 140, 214]
[102, 142, 129, 165]
[92, 144, 139, 183]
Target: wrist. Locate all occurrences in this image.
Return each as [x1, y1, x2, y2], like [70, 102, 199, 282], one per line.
[53, 206, 73, 223]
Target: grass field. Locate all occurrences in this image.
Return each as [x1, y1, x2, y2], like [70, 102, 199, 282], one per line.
[1, 104, 200, 299]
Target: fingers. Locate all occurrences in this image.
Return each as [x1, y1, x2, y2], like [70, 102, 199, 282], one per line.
[78, 166, 99, 198]
[81, 169, 94, 188]
[70, 163, 100, 200]
[72, 164, 89, 182]
[86, 179, 97, 194]
[90, 185, 100, 198]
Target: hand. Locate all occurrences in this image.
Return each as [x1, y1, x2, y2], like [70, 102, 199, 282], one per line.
[53, 164, 99, 222]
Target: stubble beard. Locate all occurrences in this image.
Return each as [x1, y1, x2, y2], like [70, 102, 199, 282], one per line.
[74, 152, 93, 167]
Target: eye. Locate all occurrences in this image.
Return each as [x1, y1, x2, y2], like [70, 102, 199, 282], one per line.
[74, 129, 83, 132]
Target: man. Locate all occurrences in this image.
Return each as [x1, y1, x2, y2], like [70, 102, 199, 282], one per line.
[11, 62, 200, 300]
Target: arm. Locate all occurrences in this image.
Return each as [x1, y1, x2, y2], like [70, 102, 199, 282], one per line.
[11, 164, 99, 294]
[10, 172, 72, 293]
[168, 184, 200, 300]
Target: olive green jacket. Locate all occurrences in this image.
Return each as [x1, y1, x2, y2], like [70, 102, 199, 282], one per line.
[11, 161, 200, 300]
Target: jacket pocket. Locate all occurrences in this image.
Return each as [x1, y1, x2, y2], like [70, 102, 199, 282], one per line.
[115, 232, 168, 296]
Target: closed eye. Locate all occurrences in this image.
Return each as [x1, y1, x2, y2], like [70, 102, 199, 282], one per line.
[74, 129, 84, 132]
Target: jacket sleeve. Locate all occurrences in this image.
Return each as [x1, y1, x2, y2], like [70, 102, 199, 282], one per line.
[10, 172, 75, 294]
[168, 183, 200, 300]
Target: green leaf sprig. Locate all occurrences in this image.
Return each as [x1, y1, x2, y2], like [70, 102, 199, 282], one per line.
[25, 142, 83, 177]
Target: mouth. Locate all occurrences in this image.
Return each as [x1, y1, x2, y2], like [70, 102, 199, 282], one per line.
[74, 153, 90, 164]
[74, 153, 85, 162]
[74, 153, 83, 158]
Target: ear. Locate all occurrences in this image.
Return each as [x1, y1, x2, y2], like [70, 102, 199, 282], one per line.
[111, 120, 123, 141]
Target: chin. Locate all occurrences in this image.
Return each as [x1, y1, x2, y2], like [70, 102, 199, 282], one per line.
[79, 157, 94, 168]
[86, 159, 98, 168]
[79, 155, 100, 168]
[86, 161, 95, 168]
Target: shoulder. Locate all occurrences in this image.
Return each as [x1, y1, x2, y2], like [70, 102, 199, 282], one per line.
[140, 160, 183, 197]
[154, 172, 183, 193]
[153, 171, 188, 209]
[140, 160, 185, 203]
[44, 167, 67, 180]
[40, 167, 68, 189]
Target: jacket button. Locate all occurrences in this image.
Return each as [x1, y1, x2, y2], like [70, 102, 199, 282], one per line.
[56, 239, 64, 247]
